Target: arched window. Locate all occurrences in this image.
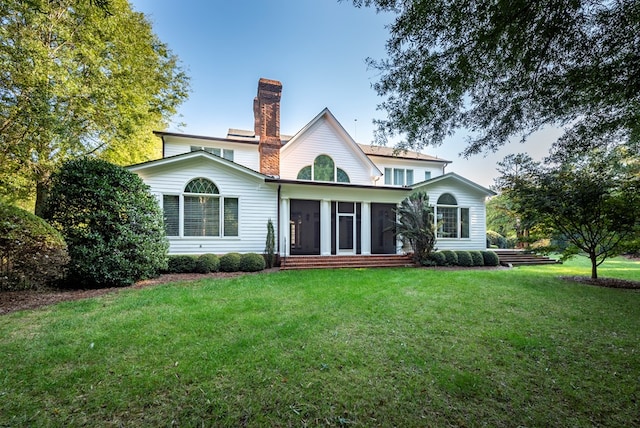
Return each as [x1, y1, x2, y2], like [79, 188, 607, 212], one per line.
[314, 155, 335, 181]
[297, 155, 351, 183]
[337, 168, 350, 183]
[297, 165, 312, 180]
[436, 193, 469, 239]
[162, 178, 238, 237]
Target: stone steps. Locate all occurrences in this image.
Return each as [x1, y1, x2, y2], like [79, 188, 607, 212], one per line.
[281, 254, 414, 270]
[492, 250, 560, 266]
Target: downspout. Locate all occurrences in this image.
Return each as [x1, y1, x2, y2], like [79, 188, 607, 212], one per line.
[277, 184, 281, 255]
[161, 135, 166, 158]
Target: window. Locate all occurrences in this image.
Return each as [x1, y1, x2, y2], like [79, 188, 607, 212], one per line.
[162, 178, 238, 238]
[190, 146, 234, 162]
[384, 168, 414, 186]
[296, 155, 350, 183]
[436, 193, 469, 239]
[424, 171, 432, 181]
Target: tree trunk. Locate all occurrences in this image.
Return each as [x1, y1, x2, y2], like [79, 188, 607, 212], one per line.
[34, 173, 50, 218]
[589, 252, 598, 279]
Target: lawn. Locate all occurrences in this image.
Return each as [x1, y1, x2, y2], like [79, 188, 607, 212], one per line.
[1, 258, 639, 427]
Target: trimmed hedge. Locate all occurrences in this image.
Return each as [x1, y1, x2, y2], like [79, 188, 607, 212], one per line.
[239, 253, 266, 272]
[219, 252, 242, 272]
[429, 251, 447, 266]
[0, 203, 69, 290]
[196, 254, 219, 274]
[441, 250, 458, 266]
[167, 255, 197, 273]
[455, 250, 473, 267]
[469, 250, 485, 266]
[482, 250, 501, 266]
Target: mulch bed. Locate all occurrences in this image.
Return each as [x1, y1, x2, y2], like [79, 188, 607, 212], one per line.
[560, 276, 640, 290]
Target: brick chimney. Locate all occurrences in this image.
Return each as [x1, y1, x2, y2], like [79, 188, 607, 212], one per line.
[254, 78, 282, 177]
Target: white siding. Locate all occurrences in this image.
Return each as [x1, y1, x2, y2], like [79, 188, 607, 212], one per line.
[368, 156, 446, 186]
[416, 180, 489, 250]
[135, 157, 277, 255]
[163, 136, 261, 172]
[280, 120, 374, 185]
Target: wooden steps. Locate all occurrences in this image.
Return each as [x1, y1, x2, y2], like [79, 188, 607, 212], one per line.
[492, 250, 560, 267]
[280, 254, 414, 270]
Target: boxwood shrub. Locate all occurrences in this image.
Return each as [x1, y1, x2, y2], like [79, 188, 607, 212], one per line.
[239, 252, 266, 272]
[469, 250, 485, 266]
[456, 250, 474, 267]
[441, 250, 458, 266]
[429, 251, 447, 266]
[219, 252, 242, 272]
[195, 254, 220, 274]
[482, 250, 501, 266]
[167, 255, 197, 273]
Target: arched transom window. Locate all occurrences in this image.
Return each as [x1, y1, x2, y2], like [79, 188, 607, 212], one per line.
[297, 154, 350, 183]
[162, 178, 238, 237]
[436, 193, 469, 239]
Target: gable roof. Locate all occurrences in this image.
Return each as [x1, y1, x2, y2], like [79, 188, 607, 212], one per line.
[281, 108, 383, 177]
[127, 149, 267, 180]
[358, 144, 451, 164]
[413, 172, 496, 196]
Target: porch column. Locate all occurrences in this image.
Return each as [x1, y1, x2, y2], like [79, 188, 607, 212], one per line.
[320, 199, 332, 256]
[361, 201, 371, 255]
[280, 197, 290, 257]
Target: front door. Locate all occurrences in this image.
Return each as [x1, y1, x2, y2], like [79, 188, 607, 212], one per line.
[337, 202, 355, 254]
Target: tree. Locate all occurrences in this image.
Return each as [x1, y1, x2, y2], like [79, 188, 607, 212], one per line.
[43, 158, 168, 288]
[351, 0, 639, 157]
[393, 191, 436, 264]
[504, 148, 640, 279]
[0, 0, 189, 213]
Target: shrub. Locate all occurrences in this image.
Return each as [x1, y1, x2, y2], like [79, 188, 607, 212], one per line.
[239, 252, 266, 272]
[456, 251, 473, 267]
[0, 203, 69, 290]
[219, 252, 242, 272]
[482, 250, 501, 266]
[167, 255, 197, 273]
[441, 250, 458, 266]
[469, 250, 484, 266]
[487, 230, 508, 248]
[43, 158, 168, 288]
[429, 251, 447, 266]
[264, 219, 276, 269]
[195, 254, 219, 274]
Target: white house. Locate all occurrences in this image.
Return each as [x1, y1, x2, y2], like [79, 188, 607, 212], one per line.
[128, 78, 495, 258]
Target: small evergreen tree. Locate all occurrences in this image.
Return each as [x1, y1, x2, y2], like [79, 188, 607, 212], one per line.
[264, 219, 275, 268]
[43, 158, 168, 288]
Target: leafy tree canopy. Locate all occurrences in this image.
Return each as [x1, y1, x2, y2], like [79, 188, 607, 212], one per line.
[502, 146, 640, 279]
[0, 0, 189, 210]
[352, 0, 639, 157]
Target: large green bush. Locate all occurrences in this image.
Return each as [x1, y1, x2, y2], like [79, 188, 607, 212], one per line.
[43, 159, 168, 288]
[0, 203, 69, 290]
[196, 254, 220, 274]
[487, 230, 508, 248]
[219, 252, 242, 272]
[239, 253, 266, 272]
[455, 251, 473, 267]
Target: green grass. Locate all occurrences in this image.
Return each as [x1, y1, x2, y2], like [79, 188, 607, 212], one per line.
[1, 258, 639, 427]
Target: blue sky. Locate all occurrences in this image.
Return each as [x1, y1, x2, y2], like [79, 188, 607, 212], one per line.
[130, 0, 556, 188]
